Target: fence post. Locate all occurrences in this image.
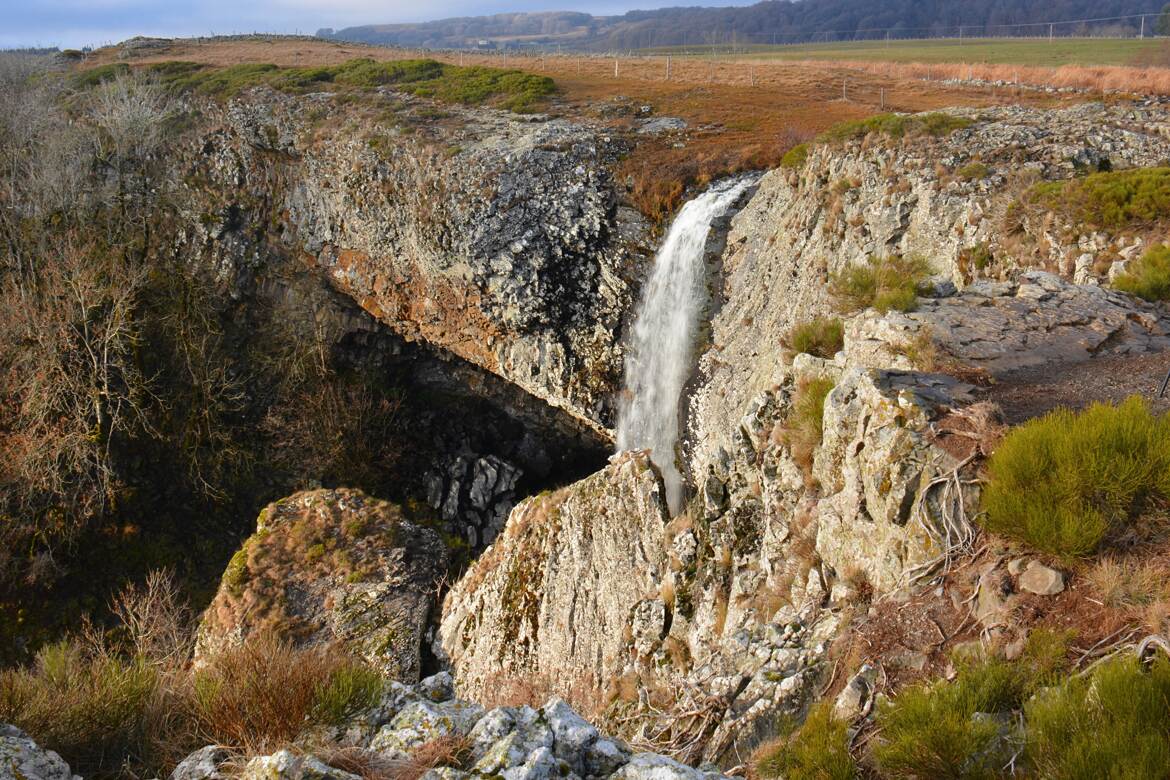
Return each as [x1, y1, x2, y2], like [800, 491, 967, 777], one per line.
[750, 64, 755, 86]
[843, 78, 847, 101]
[614, 58, 618, 78]
[666, 55, 671, 81]
[880, 87, 885, 109]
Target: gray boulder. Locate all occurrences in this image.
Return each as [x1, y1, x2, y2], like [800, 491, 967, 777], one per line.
[239, 750, 360, 780]
[0, 726, 76, 780]
[170, 745, 230, 780]
[370, 699, 485, 758]
[610, 753, 719, 780]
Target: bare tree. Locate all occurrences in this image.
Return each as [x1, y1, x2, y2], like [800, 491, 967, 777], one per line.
[0, 54, 95, 280]
[0, 235, 151, 578]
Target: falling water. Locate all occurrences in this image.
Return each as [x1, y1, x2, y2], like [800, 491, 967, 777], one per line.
[617, 176, 755, 515]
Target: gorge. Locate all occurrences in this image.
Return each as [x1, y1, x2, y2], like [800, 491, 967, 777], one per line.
[5, 39, 1170, 780]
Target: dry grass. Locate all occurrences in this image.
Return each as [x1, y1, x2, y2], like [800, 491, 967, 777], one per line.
[1086, 554, 1170, 634]
[782, 375, 836, 477]
[390, 736, 473, 780]
[829, 58, 1170, 97]
[191, 634, 379, 753]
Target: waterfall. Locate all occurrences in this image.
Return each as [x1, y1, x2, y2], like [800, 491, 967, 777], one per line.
[616, 176, 755, 515]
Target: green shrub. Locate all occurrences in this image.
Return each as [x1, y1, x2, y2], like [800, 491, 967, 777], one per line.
[312, 664, 384, 725]
[816, 113, 972, 145]
[780, 143, 809, 170]
[873, 632, 1069, 779]
[146, 57, 554, 111]
[1113, 244, 1170, 301]
[1025, 167, 1170, 230]
[982, 396, 1170, 558]
[1025, 654, 1170, 779]
[0, 641, 168, 778]
[754, 702, 856, 780]
[71, 63, 130, 88]
[829, 254, 931, 314]
[958, 162, 989, 181]
[787, 316, 844, 359]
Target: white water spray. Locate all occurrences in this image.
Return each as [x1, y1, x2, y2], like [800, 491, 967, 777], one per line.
[617, 177, 755, 515]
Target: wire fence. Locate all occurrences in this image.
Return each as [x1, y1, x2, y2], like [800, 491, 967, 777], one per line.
[370, 43, 1170, 99]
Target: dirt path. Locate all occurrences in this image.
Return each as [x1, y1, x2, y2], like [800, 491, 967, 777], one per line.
[980, 352, 1170, 424]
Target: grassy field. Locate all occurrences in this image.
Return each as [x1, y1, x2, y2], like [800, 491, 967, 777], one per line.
[650, 37, 1166, 68]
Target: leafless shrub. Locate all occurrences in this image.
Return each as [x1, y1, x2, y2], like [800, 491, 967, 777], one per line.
[110, 569, 194, 671]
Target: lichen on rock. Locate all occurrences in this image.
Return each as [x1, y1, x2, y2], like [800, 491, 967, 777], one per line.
[196, 488, 448, 681]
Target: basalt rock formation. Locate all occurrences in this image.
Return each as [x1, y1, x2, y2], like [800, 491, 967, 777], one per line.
[189, 89, 650, 434]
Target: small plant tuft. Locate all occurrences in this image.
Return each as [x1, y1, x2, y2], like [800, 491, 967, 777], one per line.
[753, 701, 856, 780]
[786, 316, 844, 359]
[780, 143, 809, 170]
[829, 254, 931, 314]
[783, 375, 836, 474]
[957, 162, 990, 181]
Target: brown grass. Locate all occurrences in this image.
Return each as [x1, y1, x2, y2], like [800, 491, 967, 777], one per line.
[828, 58, 1170, 97]
[191, 634, 362, 753]
[392, 736, 473, 780]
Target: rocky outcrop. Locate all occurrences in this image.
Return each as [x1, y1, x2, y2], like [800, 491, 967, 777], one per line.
[439, 451, 670, 704]
[687, 103, 1170, 472]
[847, 271, 1170, 377]
[187, 88, 650, 433]
[172, 671, 728, 780]
[196, 489, 447, 681]
[439, 355, 982, 762]
[0, 725, 77, 780]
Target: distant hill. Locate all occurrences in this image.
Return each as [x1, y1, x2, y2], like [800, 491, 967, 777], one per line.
[318, 0, 1167, 51]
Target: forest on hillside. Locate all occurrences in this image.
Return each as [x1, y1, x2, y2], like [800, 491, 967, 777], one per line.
[322, 0, 1169, 50]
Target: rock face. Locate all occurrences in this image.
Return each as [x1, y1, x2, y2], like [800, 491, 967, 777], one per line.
[190, 89, 650, 433]
[0, 725, 77, 780]
[196, 489, 448, 681]
[687, 103, 1170, 470]
[172, 672, 725, 780]
[440, 363, 989, 762]
[439, 451, 670, 703]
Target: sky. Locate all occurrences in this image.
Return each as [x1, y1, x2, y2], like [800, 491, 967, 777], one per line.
[3, 0, 747, 50]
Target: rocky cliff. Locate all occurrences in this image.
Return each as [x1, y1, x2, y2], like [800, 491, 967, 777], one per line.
[186, 88, 650, 435]
[436, 101, 1170, 766]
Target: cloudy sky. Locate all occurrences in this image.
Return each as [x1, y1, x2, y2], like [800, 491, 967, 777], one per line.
[4, 0, 741, 49]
